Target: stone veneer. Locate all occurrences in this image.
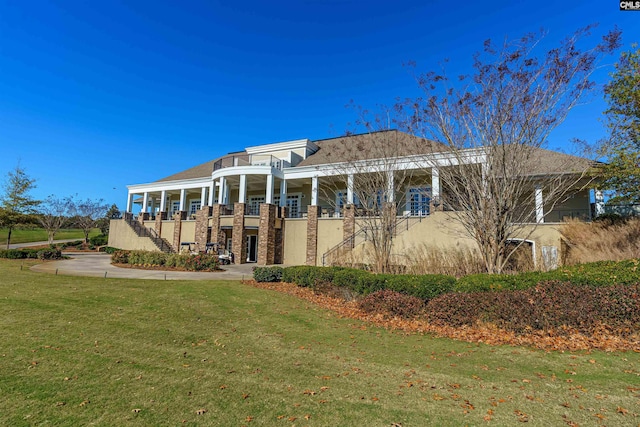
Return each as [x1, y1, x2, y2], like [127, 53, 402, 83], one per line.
[343, 204, 356, 246]
[194, 206, 213, 252]
[306, 205, 321, 266]
[154, 212, 167, 235]
[274, 206, 287, 264]
[139, 212, 150, 223]
[257, 203, 277, 265]
[232, 203, 247, 264]
[172, 211, 187, 252]
[210, 204, 222, 246]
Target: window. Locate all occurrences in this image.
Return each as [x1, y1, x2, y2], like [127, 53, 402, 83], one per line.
[248, 196, 265, 215]
[189, 200, 201, 216]
[274, 194, 300, 218]
[171, 201, 180, 214]
[407, 187, 431, 216]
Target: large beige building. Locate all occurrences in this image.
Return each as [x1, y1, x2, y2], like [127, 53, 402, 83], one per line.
[109, 130, 601, 269]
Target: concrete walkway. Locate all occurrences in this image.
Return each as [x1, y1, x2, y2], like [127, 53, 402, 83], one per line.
[6, 239, 81, 249]
[30, 252, 256, 281]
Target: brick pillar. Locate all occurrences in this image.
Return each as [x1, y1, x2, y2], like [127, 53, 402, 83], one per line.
[194, 206, 213, 252]
[139, 212, 149, 223]
[272, 206, 286, 264]
[343, 204, 356, 247]
[232, 203, 246, 264]
[306, 205, 321, 266]
[172, 211, 187, 252]
[155, 212, 167, 235]
[258, 203, 277, 265]
[210, 205, 222, 245]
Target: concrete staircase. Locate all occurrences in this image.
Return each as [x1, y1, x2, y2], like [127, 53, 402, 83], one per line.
[123, 215, 174, 253]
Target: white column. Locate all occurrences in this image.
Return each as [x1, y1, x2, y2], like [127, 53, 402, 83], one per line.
[535, 186, 544, 223]
[238, 174, 247, 203]
[126, 192, 133, 213]
[386, 170, 395, 203]
[142, 192, 148, 213]
[160, 190, 166, 212]
[201, 187, 207, 206]
[179, 189, 186, 212]
[279, 179, 287, 207]
[431, 167, 440, 200]
[594, 189, 605, 217]
[265, 174, 274, 204]
[347, 174, 354, 204]
[208, 182, 215, 206]
[218, 178, 226, 204]
[311, 176, 318, 205]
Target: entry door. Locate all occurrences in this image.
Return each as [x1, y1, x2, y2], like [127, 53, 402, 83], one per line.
[246, 235, 258, 262]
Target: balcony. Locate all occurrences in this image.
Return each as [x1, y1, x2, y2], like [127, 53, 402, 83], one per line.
[213, 154, 291, 172]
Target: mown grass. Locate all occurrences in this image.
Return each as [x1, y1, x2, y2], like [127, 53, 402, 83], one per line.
[0, 228, 101, 245]
[1, 259, 639, 426]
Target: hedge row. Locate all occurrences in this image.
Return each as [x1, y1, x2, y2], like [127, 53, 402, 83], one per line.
[0, 248, 63, 260]
[425, 280, 640, 337]
[254, 265, 455, 301]
[111, 250, 219, 271]
[254, 259, 640, 301]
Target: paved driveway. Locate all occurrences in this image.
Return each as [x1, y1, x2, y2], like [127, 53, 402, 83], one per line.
[30, 252, 256, 281]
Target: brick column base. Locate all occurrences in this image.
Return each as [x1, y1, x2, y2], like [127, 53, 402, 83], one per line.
[343, 204, 356, 246]
[139, 212, 149, 223]
[232, 203, 246, 264]
[155, 212, 167, 235]
[172, 211, 187, 252]
[306, 205, 321, 266]
[195, 206, 213, 252]
[258, 203, 277, 265]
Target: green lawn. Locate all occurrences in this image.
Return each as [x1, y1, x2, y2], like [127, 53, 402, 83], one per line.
[1, 259, 638, 426]
[0, 228, 101, 245]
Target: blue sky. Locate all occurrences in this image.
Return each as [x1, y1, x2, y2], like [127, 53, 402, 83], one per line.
[1, 0, 639, 210]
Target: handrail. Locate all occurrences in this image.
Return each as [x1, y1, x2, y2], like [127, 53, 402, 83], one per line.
[321, 213, 422, 266]
[123, 216, 173, 253]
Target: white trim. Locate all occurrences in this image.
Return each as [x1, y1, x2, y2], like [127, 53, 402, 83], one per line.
[245, 139, 318, 156]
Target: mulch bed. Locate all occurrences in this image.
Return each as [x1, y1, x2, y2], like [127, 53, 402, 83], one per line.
[245, 280, 640, 352]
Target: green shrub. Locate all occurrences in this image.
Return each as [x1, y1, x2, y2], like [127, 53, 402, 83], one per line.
[385, 274, 456, 300]
[254, 266, 284, 282]
[89, 234, 108, 246]
[0, 249, 39, 259]
[101, 246, 118, 254]
[36, 248, 62, 260]
[183, 254, 219, 271]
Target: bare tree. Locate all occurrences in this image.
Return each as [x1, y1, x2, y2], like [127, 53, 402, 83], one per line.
[38, 195, 72, 244]
[405, 27, 621, 273]
[319, 126, 433, 273]
[68, 197, 109, 243]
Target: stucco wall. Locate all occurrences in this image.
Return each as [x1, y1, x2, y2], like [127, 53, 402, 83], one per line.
[180, 220, 196, 243]
[108, 220, 161, 251]
[160, 221, 175, 241]
[316, 218, 344, 265]
[282, 219, 307, 265]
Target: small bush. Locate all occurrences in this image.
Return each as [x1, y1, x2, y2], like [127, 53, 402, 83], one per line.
[0, 249, 39, 259]
[100, 246, 118, 254]
[358, 290, 426, 319]
[36, 248, 62, 260]
[184, 254, 219, 271]
[111, 250, 130, 264]
[89, 234, 108, 246]
[254, 266, 284, 282]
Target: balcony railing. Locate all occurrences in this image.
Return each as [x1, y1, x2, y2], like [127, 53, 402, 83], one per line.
[213, 154, 291, 172]
[544, 209, 590, 223]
